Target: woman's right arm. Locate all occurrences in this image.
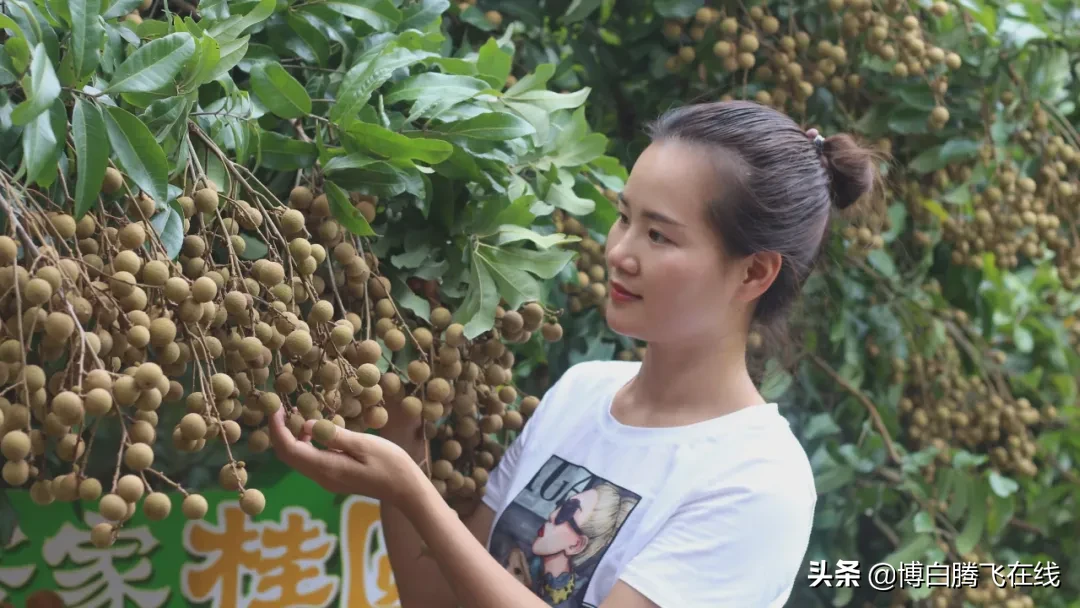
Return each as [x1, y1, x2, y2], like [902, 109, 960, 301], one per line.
[377, 414, 496, 608]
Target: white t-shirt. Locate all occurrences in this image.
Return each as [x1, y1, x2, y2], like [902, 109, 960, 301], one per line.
[481, 360, 817, 608]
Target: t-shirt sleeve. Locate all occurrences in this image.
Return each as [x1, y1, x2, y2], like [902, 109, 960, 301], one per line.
[619, 481, 816, 608]
[481, 363, 582, 514]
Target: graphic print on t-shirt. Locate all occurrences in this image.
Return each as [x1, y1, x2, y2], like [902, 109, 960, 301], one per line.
[489, 455, 641, 608]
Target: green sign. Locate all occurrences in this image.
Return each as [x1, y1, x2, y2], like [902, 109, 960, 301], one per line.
[1, 472, 401, 607]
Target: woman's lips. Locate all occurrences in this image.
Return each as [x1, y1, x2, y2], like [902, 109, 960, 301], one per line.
[610, 280, 642, 302]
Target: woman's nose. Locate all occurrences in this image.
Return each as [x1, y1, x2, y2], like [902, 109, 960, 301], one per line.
[606, 236, 639, 276]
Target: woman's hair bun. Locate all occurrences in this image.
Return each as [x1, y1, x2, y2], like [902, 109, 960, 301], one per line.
[822, 133, 880, 210]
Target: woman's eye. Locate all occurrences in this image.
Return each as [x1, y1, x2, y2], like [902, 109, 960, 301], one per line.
[617, 212, 629, 223]
[649, 230, 669, 244]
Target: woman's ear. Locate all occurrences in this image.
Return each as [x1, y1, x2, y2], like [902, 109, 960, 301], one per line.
[735, 250, 782, 304]
[565, 533, 589, 557]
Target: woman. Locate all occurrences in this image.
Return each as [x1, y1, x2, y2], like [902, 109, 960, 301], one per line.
[269, 100, 881, 607]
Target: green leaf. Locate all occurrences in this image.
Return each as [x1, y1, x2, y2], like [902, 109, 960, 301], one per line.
[257, 129, 317, 170]
[207, 0, 276, 41]
[70, 0, 103, 80]
[505, 63, 554, 96]
[921, 199, 950, 222]
[1013, 325, 1033, 353]
[866, 249, 897, 279]
[105, 32, 196, 94]
[476, 38, 512, 88]
[180, 33, 221, 90]
[654, 0, 704, 19]
[330, 44, 436, 124]
[940, 139, 982, 162]
[908, 144, 946, 174]
[320, 0, 402, 31]
[344, 121, 453, 164]
[505, 87, 591, 113]
[72, 99, 109, 220]
[207, 35, 249, 83]
[249, 62, 311, 119]
[325, 180, 376, 237]
[453, 251, 500, 340]
[545, 172, 595, 214]
[913, 510, 935, 534]
[564, 0, 603, 23]
[149, 205, 184, 260]
[22, 97, 65, 187]
[102, 0, 142, 19]
[392, 276, 430, 322]
[238, 233, 269, 260]
[11, 42, 61, 126]
[760, 359, 794, 401]
[103, 104, 170, 208]
[494, 225, 580, 249]
[400, 0, 450, 31]
[385, 72, 490, 121]
[477, 244, 574, 279]
[436, 111, 535, 140]
[955, 482, 987, 555]
[988, 471, 1019, 497]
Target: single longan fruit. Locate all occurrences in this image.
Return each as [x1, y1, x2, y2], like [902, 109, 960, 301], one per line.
[1, 430, 31, 460]
[149, 318, 177, 347]
[219, 463, 248, 490]
[313, 419, 337, 444]
[25, 278, 53, 306]
[117, 474, 144, 502]
[124, 442, 154, 471]
[241, 488, 266, 516]
[356, 340, 382, 364]
[355, 363, 380, 388]
[309, 300, 334, 324]
[504, 410, 523, 430]
[102, 167, 124, 194]
[401, 396, 423, 419]
[180, 413, 207, 440]
[285, 329, 313, 357]
[182, 494, 209, 520]
[363, 405, 388, 429]
[212, 373, 235, 399]
[384, 328, 406, 351]
[192, 276, 218, 303]
[85, 388, 113, 416]
[144, 492, 172, 521]
[79, 477, 103, 501]
[432, 460, 453, 480]
[249, 429, 271, 453]
[444, 323, 466, 347]
[99, 493, 128, 521]
[91, 522, 115, 548]
[408, 360, 431, 384]
[2, 460, 29, 485]
[135, 362, 164, 390]
[52, 391, 84, 425]
[426, 378, 451, 402]
[431, 307, 452, 330]
[165, 276, 190, 303]
[290, 186, 314, 209]
[542, 322, 564, 342]
[119, 222, 146, 249]
[281, 209, 305, 234]
[520, 395, 540, 416]
[442, 439, 462, 460]
[330, 323, 354, 348]
[194, 187, 219, 213]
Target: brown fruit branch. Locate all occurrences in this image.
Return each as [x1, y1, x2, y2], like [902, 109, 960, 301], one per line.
[111, 421, 128, 494]
[143, 466, 190, 497]
[808, 352, 903, 465]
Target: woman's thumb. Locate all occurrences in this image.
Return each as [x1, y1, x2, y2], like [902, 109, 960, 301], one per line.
[304, 418, 361, 456]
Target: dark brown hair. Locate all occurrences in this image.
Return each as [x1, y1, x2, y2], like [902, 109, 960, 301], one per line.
[645, 100, 882, 327]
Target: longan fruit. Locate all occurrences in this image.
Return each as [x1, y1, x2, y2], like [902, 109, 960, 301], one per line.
[194, 187, 219, 213]
[191, 276, 218, 303]
[118, 222, 146, 249]
[117, 474, 144, 502]
[520, 395, 540, 417]
[25, 277, 53, 306]
[1, 430, 31, 460]
[249, 429, 271, 453]
[211, 373, 235, 399]
[79, 477, 103, 501]
[134, 362, 163, 390]
[407, 360, 431, 384]
[180, 413, 207, 440]
[281, 209, 305, 234]
[443, 323, 466, 347]
[431, 307, 452, 330]
[290, 186, 314, 209]
[241, 488, 266, 516]
[144, 492, 172, 521]
[100, 493, 128, 521]
[182, 493, 209, 519]
[85, 388, 113, 416]
[432, 460, 453, 480]
[382, 328, 405, 351]
[401, 396, 423, 419]
[542, 323, 563, 341]
[356, 340, 382, 364]
[313, 418, 337, 444]
[90, 522, 116, 548]
[219, 463, 248, 490]
[2, 460, 29, 485]
[285, 329, 313, 357]
[124, 442, 154, 471]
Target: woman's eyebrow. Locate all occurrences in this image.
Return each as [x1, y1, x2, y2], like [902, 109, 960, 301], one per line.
[617, 192, 685, 227]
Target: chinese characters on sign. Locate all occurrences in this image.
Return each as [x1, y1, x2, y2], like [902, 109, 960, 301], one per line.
[182, 502, 341, 608]
[43, 513, 171, 608]
[808, 559, 1061, 591]
[0, 527, 36, 604]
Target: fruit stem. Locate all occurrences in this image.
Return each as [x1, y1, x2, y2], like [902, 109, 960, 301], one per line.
[111, 421, 128, 494]
[144, 466, 189, 496]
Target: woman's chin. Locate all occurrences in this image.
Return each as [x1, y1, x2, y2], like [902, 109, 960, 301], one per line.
[604, 309, 646, 341]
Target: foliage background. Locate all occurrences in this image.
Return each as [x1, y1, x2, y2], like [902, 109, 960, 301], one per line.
[1, 0, 1079, 607]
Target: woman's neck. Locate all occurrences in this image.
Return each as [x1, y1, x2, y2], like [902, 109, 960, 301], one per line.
[613, 327, 765, 428]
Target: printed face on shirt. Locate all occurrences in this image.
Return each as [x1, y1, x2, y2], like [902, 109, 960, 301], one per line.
[531, 489, 599, 557]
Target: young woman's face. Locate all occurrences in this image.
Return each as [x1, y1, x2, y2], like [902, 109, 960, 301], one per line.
[531, 489, 599, 558]
[603, 141, 750, 344]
